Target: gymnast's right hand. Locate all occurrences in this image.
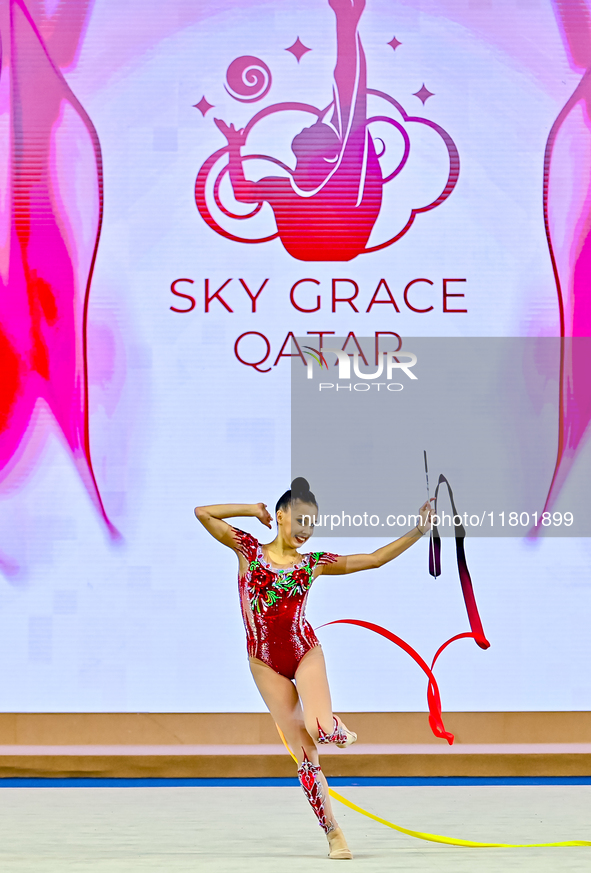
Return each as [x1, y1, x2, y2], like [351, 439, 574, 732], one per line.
[255, 503, 273, 529]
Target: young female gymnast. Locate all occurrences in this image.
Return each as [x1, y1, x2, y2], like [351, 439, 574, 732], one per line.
[195, 478, 432, 860]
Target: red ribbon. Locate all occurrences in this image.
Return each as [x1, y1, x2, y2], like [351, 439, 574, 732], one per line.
[430, 474, 490, 651]
[319, 475, 490, 745]
[319, 618, 455, 744]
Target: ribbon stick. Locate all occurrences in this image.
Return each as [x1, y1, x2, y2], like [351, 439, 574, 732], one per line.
[423, 451, 437, 585]
[276, 725, 591, 849]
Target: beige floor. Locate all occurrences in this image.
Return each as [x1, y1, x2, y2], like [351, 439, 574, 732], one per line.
[0, 785, 589, 871]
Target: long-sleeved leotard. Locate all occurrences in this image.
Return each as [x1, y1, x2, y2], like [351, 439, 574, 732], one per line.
[232, 527, 338, 680]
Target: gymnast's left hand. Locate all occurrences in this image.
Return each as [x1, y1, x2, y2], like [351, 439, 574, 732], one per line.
[417, 499, 434, 535]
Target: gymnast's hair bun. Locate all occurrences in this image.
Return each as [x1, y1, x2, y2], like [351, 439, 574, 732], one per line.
[275, 477, 317, 515]
[290, 477, 310, 498]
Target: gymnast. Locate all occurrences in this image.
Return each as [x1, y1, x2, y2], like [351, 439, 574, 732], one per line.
[195, 477, 432, 860]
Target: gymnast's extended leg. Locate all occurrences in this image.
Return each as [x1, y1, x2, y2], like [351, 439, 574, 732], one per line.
[249, 657, 352, 858]
[295, 646, 357, 747]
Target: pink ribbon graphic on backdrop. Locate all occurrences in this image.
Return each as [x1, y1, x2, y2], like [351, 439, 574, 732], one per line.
[0, 0, 115, 550]
[542, 0, 591, 519]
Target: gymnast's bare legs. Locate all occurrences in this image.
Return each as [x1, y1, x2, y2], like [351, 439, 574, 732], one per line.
[250, 645, 355, 857]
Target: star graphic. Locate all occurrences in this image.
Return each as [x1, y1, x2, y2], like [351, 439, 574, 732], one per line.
[285, 37, 312, 63]
[194, 96, 214, 117]
[388, 36, 402, 51]
[413, 84, 435, 105]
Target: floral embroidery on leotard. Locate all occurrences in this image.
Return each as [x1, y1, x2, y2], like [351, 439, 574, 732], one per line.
[249, 553, 313, 614]
[231, 527, 338, 615]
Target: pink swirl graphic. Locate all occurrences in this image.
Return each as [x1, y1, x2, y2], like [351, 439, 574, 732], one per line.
[225, 55, 272, 103]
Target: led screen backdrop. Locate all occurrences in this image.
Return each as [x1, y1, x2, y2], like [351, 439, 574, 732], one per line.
[0, 0, 590, 712]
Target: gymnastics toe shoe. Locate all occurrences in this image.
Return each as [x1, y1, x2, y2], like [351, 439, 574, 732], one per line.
[328, 827, 353, 860]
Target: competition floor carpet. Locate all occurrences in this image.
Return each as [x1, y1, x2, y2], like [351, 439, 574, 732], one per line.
[0, 781, 589, 871]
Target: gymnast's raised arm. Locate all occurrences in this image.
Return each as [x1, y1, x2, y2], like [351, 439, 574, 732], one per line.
[194, 502, 272, 549]
[319, 500, 433, 575]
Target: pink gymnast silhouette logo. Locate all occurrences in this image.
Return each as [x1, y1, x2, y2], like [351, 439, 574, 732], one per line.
[195, 0, 459, 262]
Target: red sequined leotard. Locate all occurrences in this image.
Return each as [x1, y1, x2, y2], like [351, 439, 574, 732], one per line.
[231, 527, 339, 680]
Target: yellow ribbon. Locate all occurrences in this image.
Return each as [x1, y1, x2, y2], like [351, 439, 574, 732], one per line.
[276, 726, 591, 848]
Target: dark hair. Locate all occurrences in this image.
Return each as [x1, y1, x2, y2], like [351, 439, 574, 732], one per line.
[275, 477, 317, 515]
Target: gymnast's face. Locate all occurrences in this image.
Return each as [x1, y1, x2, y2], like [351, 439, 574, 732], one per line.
[278, 500, 317, 549]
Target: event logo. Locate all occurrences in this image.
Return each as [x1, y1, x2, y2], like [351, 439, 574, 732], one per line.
[195, 0, 459, 262]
